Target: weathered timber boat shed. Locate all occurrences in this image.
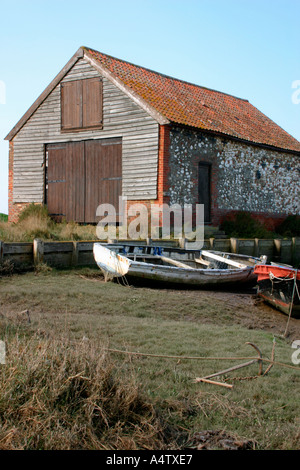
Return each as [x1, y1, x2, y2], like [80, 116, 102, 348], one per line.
[5, 46, 300, 227]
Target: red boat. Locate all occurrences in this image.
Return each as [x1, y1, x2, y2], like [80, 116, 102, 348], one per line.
[254, 264, 300, 318]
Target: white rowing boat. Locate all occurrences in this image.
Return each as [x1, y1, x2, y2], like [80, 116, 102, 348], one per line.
[93, 243, 265, 287]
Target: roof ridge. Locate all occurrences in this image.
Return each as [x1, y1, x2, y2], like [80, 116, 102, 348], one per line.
[5, 46, 299, 153]
[82, 46, 249, 103]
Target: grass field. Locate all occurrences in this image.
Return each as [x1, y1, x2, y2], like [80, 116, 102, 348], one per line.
[0, 267, 299, 450]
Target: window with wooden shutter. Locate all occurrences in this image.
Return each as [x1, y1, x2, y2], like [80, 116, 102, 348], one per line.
[61, 78, 103, 131]
[82, 78, 103, 128]
[61, 81, 82, 130]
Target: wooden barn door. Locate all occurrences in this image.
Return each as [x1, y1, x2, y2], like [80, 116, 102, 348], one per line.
[46, 139, 122, 223]
[85, 138, 122, 223]
[65, 141, 85, 222]
[46, 142, 84, 221]
[46, 143, 68, 221]
[198, 162, 211, 223]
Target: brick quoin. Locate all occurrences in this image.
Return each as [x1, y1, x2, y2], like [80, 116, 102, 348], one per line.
[157, 124, 171, 205]
[123, 125, 171, 232]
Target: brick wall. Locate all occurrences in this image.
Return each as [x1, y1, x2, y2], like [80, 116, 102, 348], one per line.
[218, 210, 288, 232]
[115, 124, 172, 236]
[157, 124, 170, 205]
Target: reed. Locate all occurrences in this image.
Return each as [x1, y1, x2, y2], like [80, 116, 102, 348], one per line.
[0, 327, 178, 450]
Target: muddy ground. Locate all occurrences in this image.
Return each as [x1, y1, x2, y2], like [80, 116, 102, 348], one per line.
[1, 269, 299, 341]
[128, 277, 300, 341]
[183, 287, 300, 341]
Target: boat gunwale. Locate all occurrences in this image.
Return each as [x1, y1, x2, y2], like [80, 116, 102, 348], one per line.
[92, 243, 260, 286]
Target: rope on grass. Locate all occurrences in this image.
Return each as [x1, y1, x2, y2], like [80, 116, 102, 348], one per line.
[105, 347, 300, 372]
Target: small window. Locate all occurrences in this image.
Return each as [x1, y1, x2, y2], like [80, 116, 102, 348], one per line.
[61, 78, 103, 131]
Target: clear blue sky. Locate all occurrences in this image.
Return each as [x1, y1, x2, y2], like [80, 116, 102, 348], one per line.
[0, 0, 299, 215]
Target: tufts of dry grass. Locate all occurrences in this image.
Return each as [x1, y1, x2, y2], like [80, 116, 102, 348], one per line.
[57, 221, 97, 241]
[0, 204, 98, 242]
[0, 329, 179, 450]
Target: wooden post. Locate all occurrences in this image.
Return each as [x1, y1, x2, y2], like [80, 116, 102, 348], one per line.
[0, 241, 3, 263]
[254, 238, 259, 257]
[72, 241, 79, 267]
[230, 237, 239, 254]
[292, 237, 296, 266]
[33, 239, 44, 265]
[274, 239, 281, 263]
[179, 237, 186, 249]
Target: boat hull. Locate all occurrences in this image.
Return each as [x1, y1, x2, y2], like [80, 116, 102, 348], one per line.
[254, 264, 300, 318]
[123, 262, 255, 286]
[93, 244, 131, 277]
[93, 243, 259, 288]
[258, 291, 300, 317]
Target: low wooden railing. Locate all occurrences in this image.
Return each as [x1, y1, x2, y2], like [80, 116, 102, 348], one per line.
[0, 237, 299, 270]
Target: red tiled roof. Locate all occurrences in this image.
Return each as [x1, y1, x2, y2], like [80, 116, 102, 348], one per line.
[84, 47, 300, 153]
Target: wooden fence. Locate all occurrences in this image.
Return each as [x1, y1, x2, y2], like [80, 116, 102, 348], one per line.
[0, 237, 299, 270]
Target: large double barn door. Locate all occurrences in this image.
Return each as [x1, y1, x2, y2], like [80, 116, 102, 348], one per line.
[46, 138, 122, 223]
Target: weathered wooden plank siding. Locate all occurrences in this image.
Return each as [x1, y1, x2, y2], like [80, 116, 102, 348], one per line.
[12, 58, 159, 203]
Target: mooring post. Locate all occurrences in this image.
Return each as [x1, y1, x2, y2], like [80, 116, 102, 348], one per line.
[254, 238, 259, 258]
[230, 238, 239, 254]
[179, 237, 186, 249]
[291, 237, 296, 266]
[72, 241, 79, 267]
[274, 239, 281, 263]
[33, 238, 44, 265]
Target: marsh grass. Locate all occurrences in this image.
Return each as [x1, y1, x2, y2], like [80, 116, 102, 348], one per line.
[0, 270, 299, 450]
[0, 204, 97, 242]
[0, 327, 180, 450]
[0, 218, 98, 243]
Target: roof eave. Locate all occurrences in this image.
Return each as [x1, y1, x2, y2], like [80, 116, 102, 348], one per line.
[83, 49, 169, 126]
[170, 122, 300, 156]
[5, 47, 84, 141]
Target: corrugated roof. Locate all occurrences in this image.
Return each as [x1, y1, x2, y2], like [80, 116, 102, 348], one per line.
[84, 47, 300, 153]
